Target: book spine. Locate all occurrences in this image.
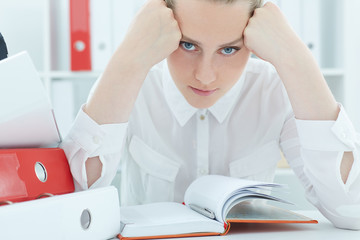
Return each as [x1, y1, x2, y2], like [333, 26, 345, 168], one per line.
[301, 0, 321, 66]
[111, 0, 135, 51]
[90, 0, 113, 71]
[69, 0, 92, 71]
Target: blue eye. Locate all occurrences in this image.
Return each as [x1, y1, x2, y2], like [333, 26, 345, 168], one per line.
[221, 47, 237, 55]
[181, 42, 196, 51]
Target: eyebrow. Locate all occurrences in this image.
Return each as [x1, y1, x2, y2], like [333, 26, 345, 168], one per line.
[181, 35, 243, 48]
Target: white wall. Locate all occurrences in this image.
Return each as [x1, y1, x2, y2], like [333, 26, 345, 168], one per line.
[0, 0, 46, 70]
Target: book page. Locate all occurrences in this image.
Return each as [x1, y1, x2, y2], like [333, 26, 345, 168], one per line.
[120, 202, 224, 238]
[226, 202, 316, 223]
[184, 175, 282, 223]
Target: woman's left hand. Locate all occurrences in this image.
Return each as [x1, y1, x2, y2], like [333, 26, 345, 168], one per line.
[243, 2, 302, 67]
[244, 2, 340, 123]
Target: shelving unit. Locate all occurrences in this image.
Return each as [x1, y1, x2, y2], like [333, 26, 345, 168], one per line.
[1, 0, 359, 135]
[2, 0, 359, 211]
[322, 69, 345, 77]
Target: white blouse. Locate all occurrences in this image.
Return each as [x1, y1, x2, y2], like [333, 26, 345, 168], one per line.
[60, 58, 360, 230]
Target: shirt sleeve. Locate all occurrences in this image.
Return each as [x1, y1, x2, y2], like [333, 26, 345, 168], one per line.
[280, 104, 360, 230]
[60, 105, 128, 191]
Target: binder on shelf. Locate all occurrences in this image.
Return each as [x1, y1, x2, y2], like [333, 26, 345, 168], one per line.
[70, 0, 92, 71]
[302, 0, 321, 66]
[0, 148, 75, 204]
[89, 0, 136, 71]
[0, 186, 120, 240]
[277, 0, 321, 65]
[111, 0, 135, 53]
[278, 0, 302, 38]
[90, 0, 112, 71]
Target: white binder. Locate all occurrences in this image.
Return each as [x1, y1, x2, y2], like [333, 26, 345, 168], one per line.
[90, 0, 136, 72]
[111, 0, 135, 55]
[0, 51, 61, 148]
[90, 0, 113, 71]
[0, 186, 120, 240]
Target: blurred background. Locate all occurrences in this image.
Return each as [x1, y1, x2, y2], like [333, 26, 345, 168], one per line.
[1, 0, 359, 209]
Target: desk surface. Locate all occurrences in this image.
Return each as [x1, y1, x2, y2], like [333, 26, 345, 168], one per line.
[152, 211, 360, 240]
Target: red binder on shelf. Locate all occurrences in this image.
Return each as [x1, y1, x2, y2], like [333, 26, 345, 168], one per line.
[69, 0, 92, 71]
[0, 148, 75, 204]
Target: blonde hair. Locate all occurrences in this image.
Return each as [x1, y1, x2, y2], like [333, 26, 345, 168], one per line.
[165, 0, 263, 14]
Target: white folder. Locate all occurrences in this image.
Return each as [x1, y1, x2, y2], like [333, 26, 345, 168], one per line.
[0, 51, 61, 148]
[0, 186, 120, 240]
[302, 0, 321, 65]
[111, 0, 135, 53]
[90, 0, 113, 71]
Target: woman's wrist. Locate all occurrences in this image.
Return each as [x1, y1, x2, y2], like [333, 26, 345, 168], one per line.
[113, 42, 154, 74]
[270, 33, 308, 70]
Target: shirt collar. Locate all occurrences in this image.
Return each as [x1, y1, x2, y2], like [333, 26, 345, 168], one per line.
[162, 60, 246, 126]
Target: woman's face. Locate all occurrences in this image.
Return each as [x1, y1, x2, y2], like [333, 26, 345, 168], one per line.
[167, 0, 251, 109]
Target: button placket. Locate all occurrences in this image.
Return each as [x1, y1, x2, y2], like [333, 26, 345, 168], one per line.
[196, 110, 209, 177]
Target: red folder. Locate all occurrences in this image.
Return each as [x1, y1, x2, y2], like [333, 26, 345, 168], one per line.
[0, 148, 75, 204]
[69, 0, 92, 71]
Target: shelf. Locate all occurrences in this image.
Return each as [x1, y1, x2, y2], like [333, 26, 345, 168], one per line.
[321, 68, 344, 77]
[39, 71, 102, 79]
[38, 68, 344, 80]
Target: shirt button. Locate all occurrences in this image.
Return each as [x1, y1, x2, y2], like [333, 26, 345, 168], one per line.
[198, 169, 207, 175]
[93, 136, 101, 144]
[200, 115, 205, 120]
[341, 132, 347, 140]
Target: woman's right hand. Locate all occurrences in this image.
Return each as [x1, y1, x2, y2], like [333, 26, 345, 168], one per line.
[120, 0, 182, 70]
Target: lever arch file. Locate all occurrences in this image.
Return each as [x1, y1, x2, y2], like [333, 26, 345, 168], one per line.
[0, 186, 120, 240]
[0, 148, 74, 203]
[70, 0, 92, 71]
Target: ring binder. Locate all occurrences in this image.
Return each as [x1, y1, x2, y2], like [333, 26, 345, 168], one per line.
[36, 193, 55, 199]
[0, 148, 75, 203]
[0, 187, 121, 240]
[0, 201, 13, 206]
[70, 0, 92, 71]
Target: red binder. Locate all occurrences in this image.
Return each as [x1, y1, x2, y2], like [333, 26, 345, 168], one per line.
[69, 0, 92, 71]
[0, 148, 75, 204]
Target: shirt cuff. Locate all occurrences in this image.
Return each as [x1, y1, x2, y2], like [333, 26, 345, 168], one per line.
[295, 104, 360, 151]
[67, 104, 128, 157]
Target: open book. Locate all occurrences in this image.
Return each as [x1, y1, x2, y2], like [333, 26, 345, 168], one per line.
[118, 175, 317, 239]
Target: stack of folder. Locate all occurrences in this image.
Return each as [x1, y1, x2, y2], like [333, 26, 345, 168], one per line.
[0, 148, 121, 240]
[0, 46, 120, 239]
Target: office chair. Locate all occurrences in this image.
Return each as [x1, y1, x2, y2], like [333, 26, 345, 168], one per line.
[0, 32, 8, 60]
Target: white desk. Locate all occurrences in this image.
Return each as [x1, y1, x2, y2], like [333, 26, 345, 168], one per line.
[150, 211, 360, 240]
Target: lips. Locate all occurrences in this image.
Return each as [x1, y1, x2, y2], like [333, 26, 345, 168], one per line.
[190, 86, 218, 96]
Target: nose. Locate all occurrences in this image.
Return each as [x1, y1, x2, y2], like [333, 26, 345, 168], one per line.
[194, 54, 216, 85]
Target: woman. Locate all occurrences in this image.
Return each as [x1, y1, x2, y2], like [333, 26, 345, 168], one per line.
[61, 0, 360, 229]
